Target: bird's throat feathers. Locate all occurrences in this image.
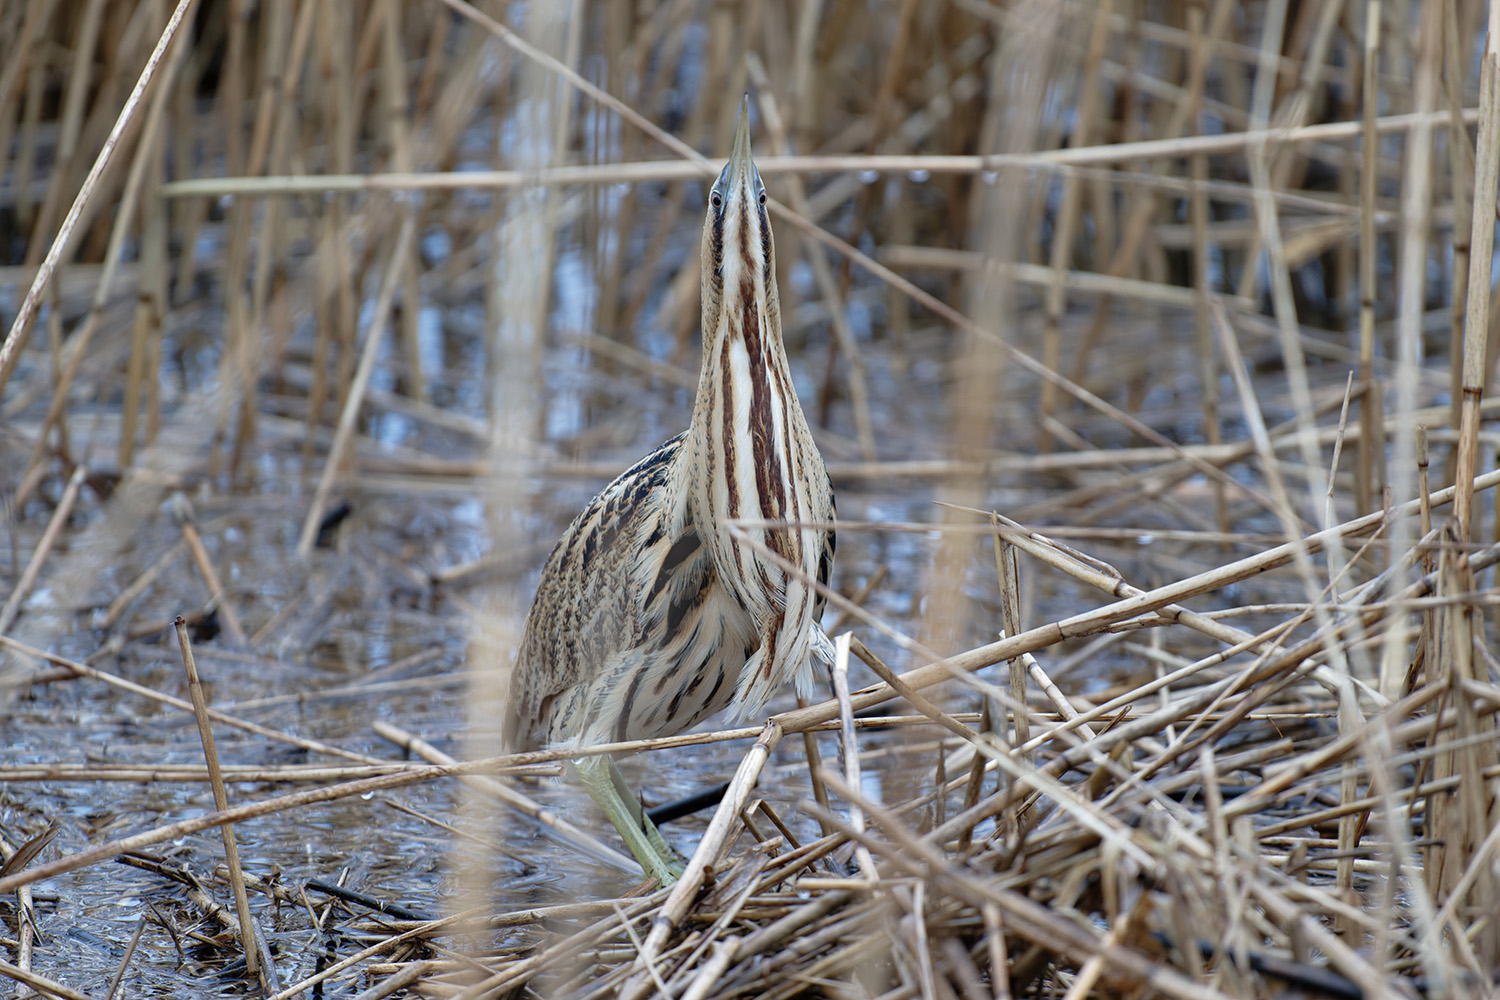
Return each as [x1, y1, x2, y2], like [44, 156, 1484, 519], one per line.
[701, 258, 800, 561]
[689, 184, 810, 609]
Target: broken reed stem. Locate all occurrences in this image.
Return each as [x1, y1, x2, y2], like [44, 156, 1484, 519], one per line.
[0, 958, 93, 1000]
[170, 495, 247, 647]
[173, 615, 261, 984]
[0, 830, 46, 997]
[994, 518, 1030, 758]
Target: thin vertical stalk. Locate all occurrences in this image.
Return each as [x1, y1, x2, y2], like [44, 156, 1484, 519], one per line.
[1356, 2, 1387, 518]
[379, 0, 427, 401]
[1453, 3, 1500, 540]
[1040, 0, 1112, 438]
[1443, 0, 1473, 446]
[1187, 2, 1227, 537]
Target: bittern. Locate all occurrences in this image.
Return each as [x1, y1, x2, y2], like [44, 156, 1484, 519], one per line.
[502, 99, 835, 884]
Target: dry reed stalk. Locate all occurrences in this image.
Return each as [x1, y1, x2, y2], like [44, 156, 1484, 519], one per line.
[921, 0, 1049, 692]
[993, 522, 1030, 761]
[0, 830, 46, 1000]
[145, 102, 1483, 200]
[0, 959, 92, 1000]
[829, 632, 877, 880]
[0, 742, 619, 897]
[1454, 4, 1500, 541]
[169, 494, 248, 646]
[374, 0, 425, 405]
[120, 108, 167, 471]
[880, 245, 1250, 309]
[101, 915, 148, 1000]
[0, 761, 498, 784]
[173, 616, 263, 985]
[1379, 0, 1443, 714]
[301, 3, 349, 474]
[1445, 3, 1475, 447]
[227, 1, 294, 480]
[1356, 2, 1387, 522]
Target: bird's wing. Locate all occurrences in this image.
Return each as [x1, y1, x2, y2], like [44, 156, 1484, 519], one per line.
[504, 433, 685, 749]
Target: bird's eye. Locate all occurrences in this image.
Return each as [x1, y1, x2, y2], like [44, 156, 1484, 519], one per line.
[758, 191, 767, 206]
[711, 192, 722, 209]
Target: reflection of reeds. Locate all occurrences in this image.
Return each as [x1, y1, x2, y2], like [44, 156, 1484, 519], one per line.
[3, 0, 1500, 996]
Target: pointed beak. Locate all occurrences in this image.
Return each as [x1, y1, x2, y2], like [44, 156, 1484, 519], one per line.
[726, 96, 754, 190]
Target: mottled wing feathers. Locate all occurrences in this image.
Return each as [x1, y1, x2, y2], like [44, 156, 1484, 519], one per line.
[505, 433, 683, 750]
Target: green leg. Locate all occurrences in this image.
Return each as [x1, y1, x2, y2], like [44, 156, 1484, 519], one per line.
[573, 754, 683, 884]
[607, 758, 675, 859]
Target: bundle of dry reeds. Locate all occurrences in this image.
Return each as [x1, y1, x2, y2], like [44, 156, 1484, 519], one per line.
[2, 0, 1499, 997]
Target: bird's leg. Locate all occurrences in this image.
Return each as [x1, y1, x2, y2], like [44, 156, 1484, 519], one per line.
[606, 757, 676, 859]
[573, 754, 683, 884]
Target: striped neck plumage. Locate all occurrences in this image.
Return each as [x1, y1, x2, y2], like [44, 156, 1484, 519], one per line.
[687, 107, 806, 612]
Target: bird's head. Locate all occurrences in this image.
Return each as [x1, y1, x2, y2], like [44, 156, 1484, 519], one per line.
[700, 97, 779, 349]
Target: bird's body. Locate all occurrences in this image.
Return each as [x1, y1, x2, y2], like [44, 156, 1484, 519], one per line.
[503, 101, 835, 883]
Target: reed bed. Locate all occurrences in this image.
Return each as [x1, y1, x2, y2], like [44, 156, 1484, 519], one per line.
[2, 1, 1499, 998]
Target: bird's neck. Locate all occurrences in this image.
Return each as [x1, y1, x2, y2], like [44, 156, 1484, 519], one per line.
[684, 280, 807, 603]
